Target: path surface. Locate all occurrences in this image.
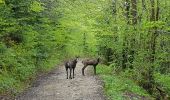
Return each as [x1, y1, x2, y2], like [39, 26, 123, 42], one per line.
[16, 61, 106, 100]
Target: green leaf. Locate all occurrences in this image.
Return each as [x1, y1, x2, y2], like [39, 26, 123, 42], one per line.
[30, 1, 44, 12]
[0, 0, 4, 4]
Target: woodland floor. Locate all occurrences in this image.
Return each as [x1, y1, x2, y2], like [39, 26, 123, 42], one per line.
[16, 61, 106, 100]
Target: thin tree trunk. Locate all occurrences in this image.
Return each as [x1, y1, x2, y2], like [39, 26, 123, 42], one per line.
[125, 0, 130, 24]
[122, 0, 131, 69]
[147, 0, 160, 95]
[131, 0, 137, 24]
[150, 0, 155, 21]
[142, 0, 146, 10]
[128, 0, 137, 69]
[83, 33, 88, 54]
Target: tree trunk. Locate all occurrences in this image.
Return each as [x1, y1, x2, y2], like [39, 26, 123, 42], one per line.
[122, 0, 131, 69]
[147, 0, 160, 95]
[125, 0, 130, 24]
[131, 0, 137, 24]
[142, 0, 146, 10]
[128, 0, 137, 69]
[83, 33, 88, 54]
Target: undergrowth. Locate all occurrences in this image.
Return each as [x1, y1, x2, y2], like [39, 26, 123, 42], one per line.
[0, 52, 64, 97]
[97, 65, 151, 100]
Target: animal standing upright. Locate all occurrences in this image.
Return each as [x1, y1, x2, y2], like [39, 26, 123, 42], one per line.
[82, 58, 100, 76]
[65, 57, 78, 79]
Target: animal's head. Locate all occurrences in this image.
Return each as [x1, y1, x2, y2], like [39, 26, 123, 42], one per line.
[76, 56, 80, 62]
[97, 57, 100, 62]
[73, 56, 79, 63]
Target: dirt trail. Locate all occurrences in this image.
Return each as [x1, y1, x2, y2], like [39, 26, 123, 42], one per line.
[16, 61, 106, 100]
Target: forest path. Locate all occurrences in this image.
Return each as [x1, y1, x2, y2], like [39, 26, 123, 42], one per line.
[16, 61, 105, 100]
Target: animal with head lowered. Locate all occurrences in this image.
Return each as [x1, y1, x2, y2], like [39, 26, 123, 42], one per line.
[82, 58, 100, 76]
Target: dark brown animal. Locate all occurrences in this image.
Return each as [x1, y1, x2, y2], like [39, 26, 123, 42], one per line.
[82, 58, 100, 76]
[65, 57, 78, 79]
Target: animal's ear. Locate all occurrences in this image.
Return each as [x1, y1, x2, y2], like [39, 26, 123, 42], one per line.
[77, 55, 80, 59]
[97, 57, 101, 62]
[75, 56, 79, 61]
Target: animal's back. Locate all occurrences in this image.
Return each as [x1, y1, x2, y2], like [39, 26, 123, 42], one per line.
[82, 58, 99, 66]
[65, 59, 77, 68]
[65, 61, 69, 68]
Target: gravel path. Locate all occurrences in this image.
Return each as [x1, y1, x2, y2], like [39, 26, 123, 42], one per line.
[16, 61, 106, 100]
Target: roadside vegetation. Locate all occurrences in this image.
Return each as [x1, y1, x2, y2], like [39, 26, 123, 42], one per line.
[0, 0, 170, 99]
[97, 65, 151, 100]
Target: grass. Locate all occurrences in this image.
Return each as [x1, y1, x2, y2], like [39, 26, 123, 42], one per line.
[155, 73, 170, 95]
[97, 65, 151, 100]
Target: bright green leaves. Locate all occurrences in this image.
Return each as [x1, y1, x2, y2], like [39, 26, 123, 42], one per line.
[0, 0, 65, 96]
[56, 0, 107, 56]
[144, 21, 166, 29]
[30, 1, 44, 12]
[0, 0, 4, 4]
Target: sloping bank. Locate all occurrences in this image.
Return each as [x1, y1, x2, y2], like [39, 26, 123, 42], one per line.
[97, 65, 152, 100]
[0, 51, 66, 99]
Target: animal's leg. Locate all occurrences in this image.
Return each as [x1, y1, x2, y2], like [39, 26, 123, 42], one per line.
[66, 67, 68, 79]
[82, 65, 87, 76]
[73, 68, 75, 78]
[69, 68, 72, 79]
[94, 65, 96, 75]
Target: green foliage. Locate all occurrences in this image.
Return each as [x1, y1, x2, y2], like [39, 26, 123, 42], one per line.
[0, 0, 170, 99]
[0, 0, 4, 4]
[97, 65, 150, 100]
[0, 0, 68, 96]
[94, 0, 170, 98]
[155, 73, 170, 95]
[30, 1, 44, 12]
[97, 65, 113, 75]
